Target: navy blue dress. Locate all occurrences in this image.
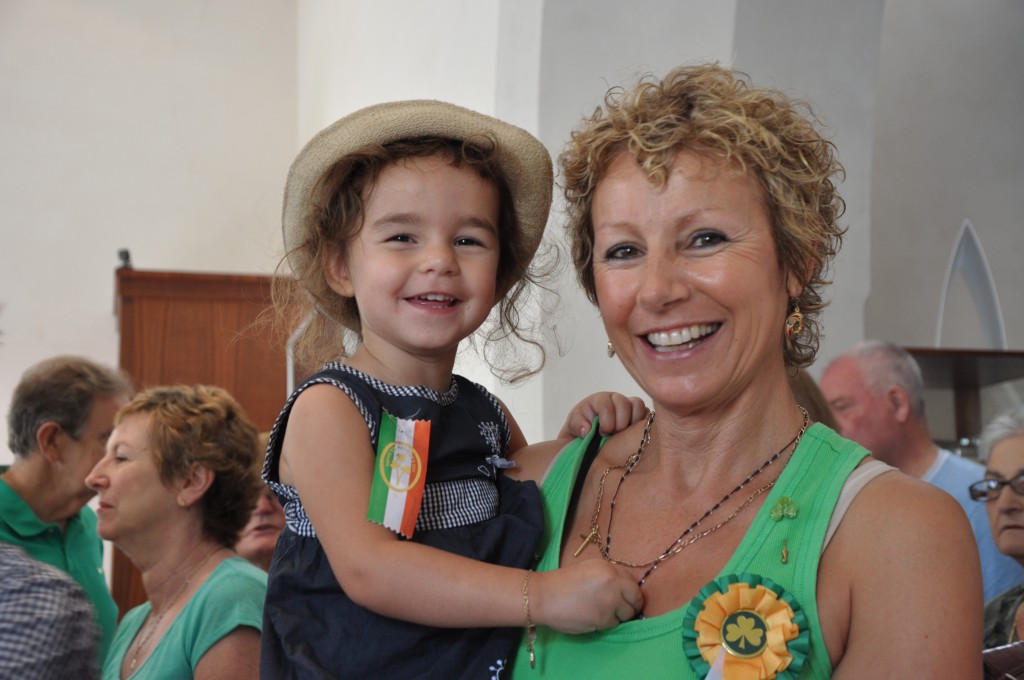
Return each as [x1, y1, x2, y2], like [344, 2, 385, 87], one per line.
[261, 363, 543, 680]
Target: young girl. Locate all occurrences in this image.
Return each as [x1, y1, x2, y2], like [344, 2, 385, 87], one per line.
[261, 100, 643, 679]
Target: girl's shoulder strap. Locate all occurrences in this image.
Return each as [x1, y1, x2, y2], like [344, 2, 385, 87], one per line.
[262, 363, 378, 485]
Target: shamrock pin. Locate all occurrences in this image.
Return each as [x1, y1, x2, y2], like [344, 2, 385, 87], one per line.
[769, 496, 798, 522]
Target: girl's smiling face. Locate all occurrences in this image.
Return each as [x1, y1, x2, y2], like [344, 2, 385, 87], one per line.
[325, 154, 501, 370]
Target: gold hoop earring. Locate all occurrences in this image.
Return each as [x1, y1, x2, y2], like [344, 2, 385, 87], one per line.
[785, 304, 803, 340]
[607, 341, 616, 358]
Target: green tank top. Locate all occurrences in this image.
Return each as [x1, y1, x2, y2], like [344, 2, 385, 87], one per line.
[511, 423, 867, 679]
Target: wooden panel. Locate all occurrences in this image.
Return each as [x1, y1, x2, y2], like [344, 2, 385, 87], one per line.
[112, 267, 288, 617]
[906, 347, 1024, 441]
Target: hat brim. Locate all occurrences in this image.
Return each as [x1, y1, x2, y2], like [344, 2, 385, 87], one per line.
[282, 100, 553, 289]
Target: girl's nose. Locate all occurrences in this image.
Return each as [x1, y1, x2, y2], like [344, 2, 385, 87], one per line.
[420, 241, 459, 275]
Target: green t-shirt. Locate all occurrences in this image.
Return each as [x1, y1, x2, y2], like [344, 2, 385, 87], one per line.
[103, 557, 266, 679]
[0, 477, 118, 660]
[512, 423, 866, 679]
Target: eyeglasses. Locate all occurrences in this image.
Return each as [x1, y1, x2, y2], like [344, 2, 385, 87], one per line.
[969, 475, 1024, 502]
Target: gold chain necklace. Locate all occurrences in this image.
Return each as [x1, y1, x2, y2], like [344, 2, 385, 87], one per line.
[578, 407, 809, 585]
[128, 548, 219, 671]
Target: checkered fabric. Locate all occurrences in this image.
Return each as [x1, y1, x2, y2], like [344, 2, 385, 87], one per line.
[0, 542, 100, 678]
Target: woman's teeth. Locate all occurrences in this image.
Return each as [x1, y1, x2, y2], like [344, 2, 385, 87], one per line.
[646, 323, 721, 350]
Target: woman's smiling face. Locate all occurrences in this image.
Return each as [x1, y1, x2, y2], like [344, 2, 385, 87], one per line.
[592, 150, 798, 412]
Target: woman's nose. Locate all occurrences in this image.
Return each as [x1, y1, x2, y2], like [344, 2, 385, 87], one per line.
[996, 487, 1024, 512]
[255, 492, 275, 514]
[637, 252, 688, 309]
[85, 459, 107, 491]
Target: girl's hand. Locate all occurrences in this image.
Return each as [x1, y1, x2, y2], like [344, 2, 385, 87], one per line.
[530, 561, 643, 633]
[558, 392, 648, 440]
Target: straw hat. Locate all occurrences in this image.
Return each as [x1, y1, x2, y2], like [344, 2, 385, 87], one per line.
[282, 100, 553, 286]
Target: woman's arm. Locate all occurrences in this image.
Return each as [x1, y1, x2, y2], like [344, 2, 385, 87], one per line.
[193, 627, 261, 680]
[280, 385, 642, 632]
[823, 472, 982, 679]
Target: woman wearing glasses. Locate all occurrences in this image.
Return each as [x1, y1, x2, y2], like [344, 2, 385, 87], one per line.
[972, 404, 1024, 648]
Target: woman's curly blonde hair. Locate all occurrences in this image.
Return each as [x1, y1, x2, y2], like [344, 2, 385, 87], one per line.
[561, 63, 846, 368]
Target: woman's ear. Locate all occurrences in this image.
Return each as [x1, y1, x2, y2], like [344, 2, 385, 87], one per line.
[786, 260, 812, 301]
[176, 464, 215, 509]
[324, 249, 355, 298]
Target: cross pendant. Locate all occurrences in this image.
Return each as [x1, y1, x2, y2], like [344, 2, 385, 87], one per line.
[574, 528, 599, 557]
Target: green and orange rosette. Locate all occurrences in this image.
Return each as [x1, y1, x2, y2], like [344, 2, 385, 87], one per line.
[682, 574, 808, 680]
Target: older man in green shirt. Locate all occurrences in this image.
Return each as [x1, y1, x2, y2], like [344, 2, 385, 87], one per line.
[1, 355, 131, 662]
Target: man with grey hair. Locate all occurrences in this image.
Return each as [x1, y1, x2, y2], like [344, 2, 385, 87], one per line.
[821, 340, 1024, 601]
[0, 355, 132, 661]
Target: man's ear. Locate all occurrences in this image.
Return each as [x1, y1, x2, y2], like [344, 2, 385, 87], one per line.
[176, 464, 215, 509]
[35, 421, 65, 464]
[888, 386, 913, 423]
[324, 250, 355, 298]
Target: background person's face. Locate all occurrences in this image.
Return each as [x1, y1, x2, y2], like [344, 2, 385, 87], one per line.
[236, 489, 285, 570]
[984, 434, 1024, 562]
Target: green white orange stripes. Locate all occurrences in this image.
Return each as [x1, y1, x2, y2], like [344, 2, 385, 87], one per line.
[367, 411, 430, 538]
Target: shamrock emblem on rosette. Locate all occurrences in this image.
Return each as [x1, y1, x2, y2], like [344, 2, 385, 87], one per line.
[682, 573, 809, 679]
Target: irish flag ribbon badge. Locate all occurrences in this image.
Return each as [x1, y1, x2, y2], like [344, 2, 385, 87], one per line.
[367, 411, 430, 538]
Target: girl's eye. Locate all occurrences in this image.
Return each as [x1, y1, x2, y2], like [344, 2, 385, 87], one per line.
[387, 234, 414, 243]
[603, 244, 639, 261]
[691, 231, 727, 248]
[454, 236, 484, 247]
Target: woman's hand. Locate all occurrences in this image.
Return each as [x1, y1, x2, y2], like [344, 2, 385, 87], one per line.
[559, 392, 648, 439]
[530, 560, 643, 633]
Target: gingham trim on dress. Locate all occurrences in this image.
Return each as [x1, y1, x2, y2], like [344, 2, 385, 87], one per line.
[416, 478, 499, 532]
[263, 362, 505, 538]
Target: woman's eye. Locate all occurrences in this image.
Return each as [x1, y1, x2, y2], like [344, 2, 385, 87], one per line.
[691, 231, 727, 248]
[603, 244, 639, 260]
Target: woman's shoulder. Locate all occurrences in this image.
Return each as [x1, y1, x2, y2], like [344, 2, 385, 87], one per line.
[507, 436, 577, 483]
[182, 559, 266, 628]
[193, 558, 267, 605]
[846, 466, 967, 529]
[210, 557, 268, 587]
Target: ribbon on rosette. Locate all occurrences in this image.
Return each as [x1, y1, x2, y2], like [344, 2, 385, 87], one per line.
[682, 573, 809, 680]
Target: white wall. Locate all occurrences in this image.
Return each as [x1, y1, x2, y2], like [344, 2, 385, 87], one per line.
[868, 0, 1024, 437]
[0, 0, 297, 464]
[733, 0, 886, 374]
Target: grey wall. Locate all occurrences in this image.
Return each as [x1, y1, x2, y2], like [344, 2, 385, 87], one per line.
[869, 0, 1024, 349]
[535, 0, 738, 436]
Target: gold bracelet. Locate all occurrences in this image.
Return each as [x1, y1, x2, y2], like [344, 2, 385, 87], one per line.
[522, 569, 537, 669]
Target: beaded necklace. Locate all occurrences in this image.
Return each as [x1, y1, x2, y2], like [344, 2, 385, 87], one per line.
[577, 407, 809, 587]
